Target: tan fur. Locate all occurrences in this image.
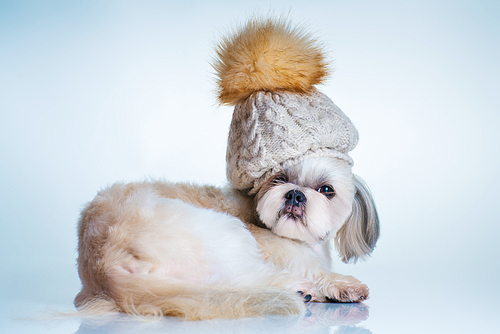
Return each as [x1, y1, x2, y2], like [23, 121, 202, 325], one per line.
[213, 17, 329, 105]
[75, 179, 373, 320]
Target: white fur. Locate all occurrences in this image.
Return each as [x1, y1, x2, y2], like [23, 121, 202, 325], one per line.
[109, 194, 288, 288]
[257, 157, 355, 244]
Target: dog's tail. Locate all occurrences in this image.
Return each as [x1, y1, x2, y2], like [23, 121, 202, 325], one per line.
[75, 268, 306, 321]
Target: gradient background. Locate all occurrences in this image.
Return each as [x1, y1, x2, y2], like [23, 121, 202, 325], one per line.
[1, 1, 499, 333]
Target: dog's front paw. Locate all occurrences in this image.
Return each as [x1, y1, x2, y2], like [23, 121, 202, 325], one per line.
[316, 274, 369, 303]
[326, 281, 369, 303]
[292, 278, 317, 303]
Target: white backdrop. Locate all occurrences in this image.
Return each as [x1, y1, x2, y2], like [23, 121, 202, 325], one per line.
[1, 1, 499, 333]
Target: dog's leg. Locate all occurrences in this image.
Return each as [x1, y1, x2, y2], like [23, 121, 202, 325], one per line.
[246, 223, 368, 303]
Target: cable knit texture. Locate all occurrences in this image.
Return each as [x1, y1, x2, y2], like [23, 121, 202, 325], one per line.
[227, 89, 359, 194]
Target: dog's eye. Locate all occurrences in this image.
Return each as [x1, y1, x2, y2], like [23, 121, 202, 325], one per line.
[318, 185, 335, 199]
[272, 174, 288, 184]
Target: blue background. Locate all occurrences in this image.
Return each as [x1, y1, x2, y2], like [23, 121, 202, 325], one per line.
[1, 1, 499, 333]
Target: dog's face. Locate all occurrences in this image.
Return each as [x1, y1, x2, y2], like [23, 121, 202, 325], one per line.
[256, 157, 356, 244]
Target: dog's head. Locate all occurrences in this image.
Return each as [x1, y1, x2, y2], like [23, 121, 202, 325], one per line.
[255, 156, 379, 263]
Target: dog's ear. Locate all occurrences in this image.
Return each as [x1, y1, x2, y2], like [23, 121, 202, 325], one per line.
[335, 175, 380, 263]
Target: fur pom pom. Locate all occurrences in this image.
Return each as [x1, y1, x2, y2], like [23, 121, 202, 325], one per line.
[213, 17, 329, 105]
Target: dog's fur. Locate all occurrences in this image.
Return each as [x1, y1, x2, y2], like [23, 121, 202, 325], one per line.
[75, 156, 379, 320]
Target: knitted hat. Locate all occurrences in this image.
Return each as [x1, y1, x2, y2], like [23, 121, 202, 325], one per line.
[213, 18, 359, 194]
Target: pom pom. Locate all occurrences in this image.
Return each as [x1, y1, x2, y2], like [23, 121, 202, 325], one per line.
[213, 17, 329, 105]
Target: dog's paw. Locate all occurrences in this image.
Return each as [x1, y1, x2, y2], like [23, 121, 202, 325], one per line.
[298, 290, 312, 302]
[316, 274, 369, 303]
[293, 278, 317, 303]
[326, 282, 369, 303]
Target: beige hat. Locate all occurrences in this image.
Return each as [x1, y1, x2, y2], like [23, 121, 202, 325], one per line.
[213, 18, 359, 194]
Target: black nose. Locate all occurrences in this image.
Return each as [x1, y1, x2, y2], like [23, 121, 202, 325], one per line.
[285, 190, 306, 205]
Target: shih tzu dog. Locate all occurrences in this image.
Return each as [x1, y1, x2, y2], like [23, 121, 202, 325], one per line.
[75, 17, 380, 320]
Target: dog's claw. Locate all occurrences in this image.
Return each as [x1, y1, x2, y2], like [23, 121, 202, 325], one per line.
[297, 291, 312, 302]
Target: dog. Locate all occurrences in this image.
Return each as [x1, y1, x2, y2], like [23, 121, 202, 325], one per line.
[74, 17, 380, 320]
[74, 156, 379, 320]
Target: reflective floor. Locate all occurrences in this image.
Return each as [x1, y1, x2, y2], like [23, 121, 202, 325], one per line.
[2, 261, 498, 334]
[2, 300, 371, 334]
[75, 303, 369, 334]
[2, 290, 498, 334]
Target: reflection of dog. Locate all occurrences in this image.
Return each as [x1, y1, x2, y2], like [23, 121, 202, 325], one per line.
[74, 18, 380, 320]
[74, 297, 370, 334]
[305, 301, 370, 327]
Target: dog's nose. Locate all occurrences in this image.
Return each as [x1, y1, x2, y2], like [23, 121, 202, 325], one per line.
[285, 190, 306, 206]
